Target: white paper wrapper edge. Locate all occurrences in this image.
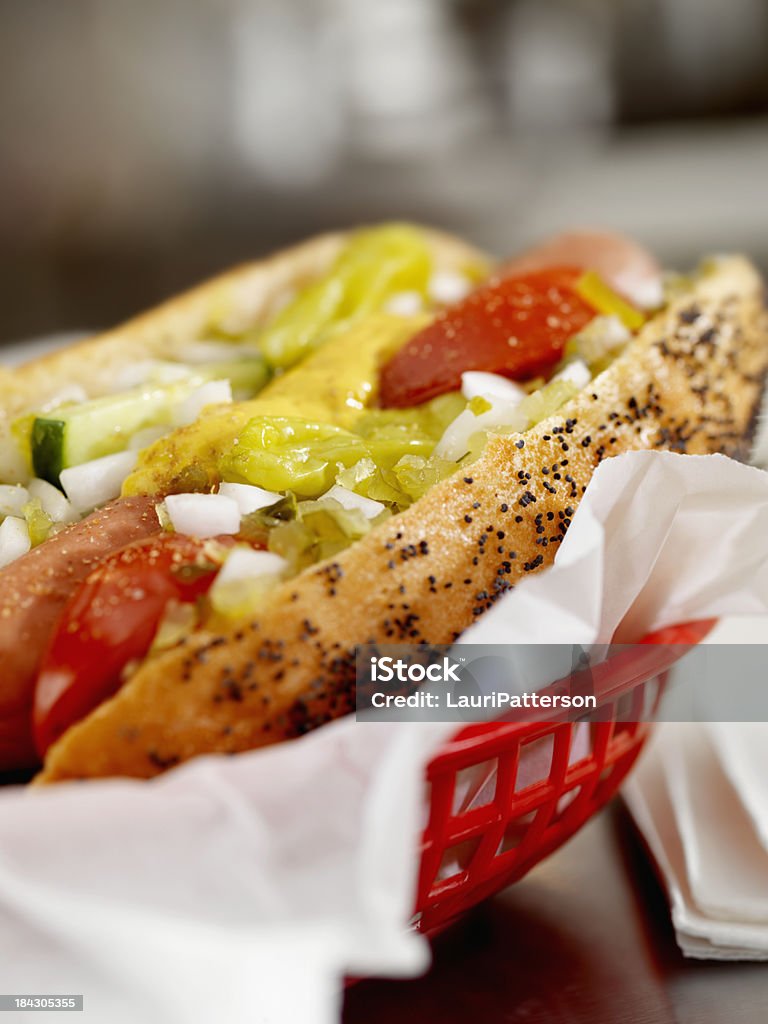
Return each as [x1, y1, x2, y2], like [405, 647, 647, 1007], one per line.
[1, 450, 768, 1023]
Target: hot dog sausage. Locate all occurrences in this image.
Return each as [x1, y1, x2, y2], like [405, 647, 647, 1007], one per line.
[500, 230, 663, 309]
[0, 496, 161, 771]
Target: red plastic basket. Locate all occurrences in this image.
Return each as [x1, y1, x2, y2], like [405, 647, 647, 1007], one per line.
[413, 620, 714, 934]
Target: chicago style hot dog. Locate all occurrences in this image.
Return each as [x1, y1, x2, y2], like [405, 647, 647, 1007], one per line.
[0, 223, 765, 782]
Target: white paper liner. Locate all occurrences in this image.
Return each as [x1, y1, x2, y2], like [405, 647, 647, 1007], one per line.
[2, 450, 768, 1021]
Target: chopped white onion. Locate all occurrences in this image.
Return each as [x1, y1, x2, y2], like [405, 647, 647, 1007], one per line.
[216, 547, 288, 585]
[324, 484, 385, 520]
[0, 516, 31, 568]
[428, 270, 472, 306]
[210, 547, 288, 615]
[461, 372, 527, 403]
[615, 274, 664, 311]
[173, 380, 232, 427]
[128, 425, 169, 451]
[0, 484, 30, 518]
[385, 291, 424, 317]
[164, 493, 240, 538]
[60, 451, 139, 513]
[551, 358, 592, 389]
[218, 482, 282, 515]
[435, 395, 527, 462]
[27, 478, 78, 524]
[596, 315, 631, 348]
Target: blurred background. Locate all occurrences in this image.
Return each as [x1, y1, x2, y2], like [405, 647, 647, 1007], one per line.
[1, 0, 767, 347]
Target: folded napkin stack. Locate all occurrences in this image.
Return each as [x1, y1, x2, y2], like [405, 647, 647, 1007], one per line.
[625, 711, 768, 960]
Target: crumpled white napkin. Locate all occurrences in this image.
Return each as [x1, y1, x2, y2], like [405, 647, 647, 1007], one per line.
[2, 450, 768, 1022]
[625, 722, 768, 960]
[460, 450, 768, 645]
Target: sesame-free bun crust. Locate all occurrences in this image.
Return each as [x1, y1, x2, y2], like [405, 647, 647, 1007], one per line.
[38, 250, 768, 781]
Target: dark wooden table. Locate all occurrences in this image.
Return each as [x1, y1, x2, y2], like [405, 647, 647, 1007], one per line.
[343, 803, 768, 1023]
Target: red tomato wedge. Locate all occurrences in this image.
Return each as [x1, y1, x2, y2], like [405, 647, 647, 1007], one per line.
[378, 266, 596, 408]
[33, 533, 238, 758]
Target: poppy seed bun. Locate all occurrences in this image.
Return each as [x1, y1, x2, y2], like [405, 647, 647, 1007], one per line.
[37, 250, 768, 781]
